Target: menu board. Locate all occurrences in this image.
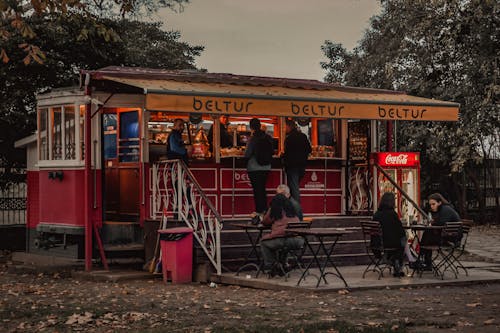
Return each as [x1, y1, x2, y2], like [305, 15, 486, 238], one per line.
[348, 121, 369, 161]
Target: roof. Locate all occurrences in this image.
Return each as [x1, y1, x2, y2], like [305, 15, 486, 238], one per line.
[84, 66, 460, 121]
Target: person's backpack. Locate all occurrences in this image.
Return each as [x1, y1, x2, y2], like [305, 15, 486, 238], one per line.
[254, 134, 273, 165]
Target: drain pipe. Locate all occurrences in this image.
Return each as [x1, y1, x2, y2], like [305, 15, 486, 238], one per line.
[84, 73, 93, 271]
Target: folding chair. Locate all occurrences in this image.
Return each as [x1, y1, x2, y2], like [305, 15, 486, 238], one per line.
[432, 222, 463, 279]
[360, 220, 400, 279]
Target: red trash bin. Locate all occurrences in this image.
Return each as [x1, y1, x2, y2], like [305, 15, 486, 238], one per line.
[158, 227, 193, 284]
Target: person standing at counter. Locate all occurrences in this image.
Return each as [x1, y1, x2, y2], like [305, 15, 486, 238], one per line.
[245, 118, 273, 223]
[208, 115, 232, 151]
[283, 119, 312, 203]
[167, 118, 188, 164]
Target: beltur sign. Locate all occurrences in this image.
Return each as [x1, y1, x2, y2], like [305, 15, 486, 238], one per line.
[146, 93, 459, 122]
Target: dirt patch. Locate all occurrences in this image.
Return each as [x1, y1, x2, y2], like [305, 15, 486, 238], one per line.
[1, 264, 500, 333]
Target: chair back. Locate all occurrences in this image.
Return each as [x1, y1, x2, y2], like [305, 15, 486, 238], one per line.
[458, 219, 473, 249]
[360, 220, 384, 253]
[442, 221, 463, 246]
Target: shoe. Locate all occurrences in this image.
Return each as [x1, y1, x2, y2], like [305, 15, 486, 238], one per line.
[408, 261, 418, 270]
[250, 215, 261, 225]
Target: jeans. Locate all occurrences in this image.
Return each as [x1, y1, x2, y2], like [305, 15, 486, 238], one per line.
[248, 170, 269, 214]
[260, 237, 305, 268]
[286, 167, 305, 203]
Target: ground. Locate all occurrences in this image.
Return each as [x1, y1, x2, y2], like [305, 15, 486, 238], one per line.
[1, 225, 500, 333]
[2, 267, 500, 333]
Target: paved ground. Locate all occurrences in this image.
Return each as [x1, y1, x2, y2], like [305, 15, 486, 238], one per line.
[465, 225, 500, 263]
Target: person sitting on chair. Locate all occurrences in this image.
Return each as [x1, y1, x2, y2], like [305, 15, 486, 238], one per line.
[260, 194, 304, 276]
[420, 193, 461, 270]
[276, 184, 303, 221]
[373, 192, 417, 277]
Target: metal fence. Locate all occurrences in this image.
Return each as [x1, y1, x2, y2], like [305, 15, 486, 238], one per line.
[0, 181, 27, 226]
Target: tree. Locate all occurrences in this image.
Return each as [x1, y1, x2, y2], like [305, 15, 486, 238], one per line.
[0, 14, 203, 186]
[0, 0, 189, 64]
[322, 0, 499, 220]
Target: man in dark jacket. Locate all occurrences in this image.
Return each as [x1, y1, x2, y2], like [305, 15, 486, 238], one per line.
[283, 119, 312, 203]
[167, 118, 188, 163]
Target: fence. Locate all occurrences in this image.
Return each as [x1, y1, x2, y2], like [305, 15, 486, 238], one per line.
[0, 181, 27, 226]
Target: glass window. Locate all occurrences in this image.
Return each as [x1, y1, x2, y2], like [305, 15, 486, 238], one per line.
[119, 111, 139, 162]
[64, 106, 76, 159]
[103, 114, 118, 159]
[39, 108, 49, 160]
[51, 107, 62, 160]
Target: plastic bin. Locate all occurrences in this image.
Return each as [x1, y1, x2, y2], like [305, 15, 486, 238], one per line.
[158, 227, 193, 284]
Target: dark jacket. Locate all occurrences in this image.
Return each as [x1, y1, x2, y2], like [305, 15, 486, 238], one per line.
[283, 129, 311, 170]
[208, 124, 232, 150]
[432, 204, 461, 226]
[167, 129, 187, 163]
[373, 208, 405, 249]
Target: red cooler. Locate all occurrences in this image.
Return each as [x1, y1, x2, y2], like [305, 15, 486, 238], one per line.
[158, 227, 193, 284]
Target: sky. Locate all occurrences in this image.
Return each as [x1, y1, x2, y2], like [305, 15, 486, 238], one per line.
[158, 0, 381, 81]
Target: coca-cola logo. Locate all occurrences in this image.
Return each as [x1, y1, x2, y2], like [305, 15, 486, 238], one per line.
[384, 154, 409, 165]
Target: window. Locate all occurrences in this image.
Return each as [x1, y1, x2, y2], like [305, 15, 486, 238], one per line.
[39, 108, 49, 160]
[38, 104, 84, 162]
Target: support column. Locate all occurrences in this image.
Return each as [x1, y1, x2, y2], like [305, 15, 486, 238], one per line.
[386, 121, 393, 152]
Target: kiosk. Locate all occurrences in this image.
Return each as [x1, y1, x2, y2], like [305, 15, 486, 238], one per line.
[17, 66, 460, 272]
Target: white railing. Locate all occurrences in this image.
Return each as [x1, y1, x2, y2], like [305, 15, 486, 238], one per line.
[151, 160, 222, 275]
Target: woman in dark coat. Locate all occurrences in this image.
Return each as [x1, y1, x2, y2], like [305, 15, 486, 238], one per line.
[420, 193, 461, 269]
[373, 192, 417, 276]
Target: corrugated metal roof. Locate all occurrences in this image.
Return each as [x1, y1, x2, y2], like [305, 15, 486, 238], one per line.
[102, 75, 458, 108]
[84, 66, 406, 95]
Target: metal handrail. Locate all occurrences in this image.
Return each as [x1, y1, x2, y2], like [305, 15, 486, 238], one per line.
[373, 163, 430, 223]
[152, 159, 222, 275]
[175, 159, 223, 224]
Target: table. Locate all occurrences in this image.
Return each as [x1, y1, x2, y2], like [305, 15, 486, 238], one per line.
[232, 223, 270, 276]
[404, 224, 445, 276]
[286, 228, 349, 288]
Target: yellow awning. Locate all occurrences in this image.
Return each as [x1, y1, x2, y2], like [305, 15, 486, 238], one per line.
[103, 76, 460, 122]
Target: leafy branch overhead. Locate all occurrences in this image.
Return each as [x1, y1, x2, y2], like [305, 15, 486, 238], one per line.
[0, 0, 189, 64]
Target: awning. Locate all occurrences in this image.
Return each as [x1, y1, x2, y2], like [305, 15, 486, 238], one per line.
[101, 75, 460, 122]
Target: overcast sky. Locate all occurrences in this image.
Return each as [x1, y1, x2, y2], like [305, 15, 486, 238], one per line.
[158, 1, 380, 81]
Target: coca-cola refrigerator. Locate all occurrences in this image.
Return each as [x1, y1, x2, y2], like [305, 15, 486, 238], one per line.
[370, 152, 421, 223]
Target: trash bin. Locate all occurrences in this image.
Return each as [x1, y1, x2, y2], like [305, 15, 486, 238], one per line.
[158, 227, 193, 284]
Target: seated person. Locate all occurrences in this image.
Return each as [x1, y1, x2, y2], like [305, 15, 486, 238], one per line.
[420, 192, 461, 269]
[373, 192, 417, 277]
[276, 184, 303, 221]
[260, 194, 304, 276]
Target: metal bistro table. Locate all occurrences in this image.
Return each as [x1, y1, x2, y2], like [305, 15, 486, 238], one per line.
[232, 223, 270, 276]
[286, 228, 349, 288]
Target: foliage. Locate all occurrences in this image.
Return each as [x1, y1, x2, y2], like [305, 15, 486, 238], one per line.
[0, 14, 203, 183]
[0, 0, 189, 64]
[321, 0, 499, 215]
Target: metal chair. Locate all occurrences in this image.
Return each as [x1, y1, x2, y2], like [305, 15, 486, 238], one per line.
[360, 220, 400, 279]
[430, 222, 464, 279]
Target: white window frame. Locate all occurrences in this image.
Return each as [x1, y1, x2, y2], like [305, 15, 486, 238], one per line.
[37, 103, 85, 168]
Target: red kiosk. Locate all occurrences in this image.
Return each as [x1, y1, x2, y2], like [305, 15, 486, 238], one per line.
[15, 67, 460, 274]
